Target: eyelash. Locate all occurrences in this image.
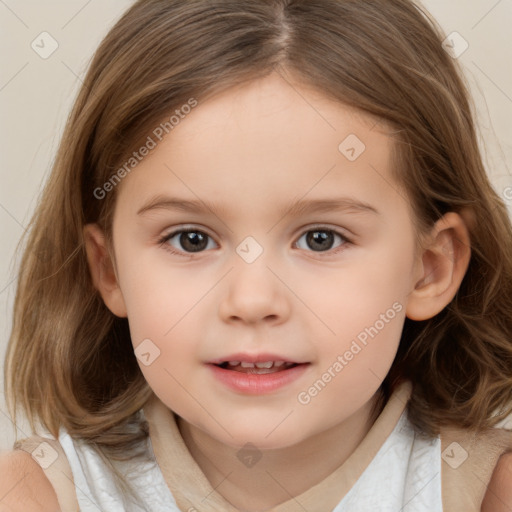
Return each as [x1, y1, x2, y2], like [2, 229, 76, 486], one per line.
[157, 225, 353, 258]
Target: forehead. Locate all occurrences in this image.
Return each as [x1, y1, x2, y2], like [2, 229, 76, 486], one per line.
[115, 72, 408, 222]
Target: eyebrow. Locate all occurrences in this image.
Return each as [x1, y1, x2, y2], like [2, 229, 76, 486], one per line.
[137, 195, 379, 218]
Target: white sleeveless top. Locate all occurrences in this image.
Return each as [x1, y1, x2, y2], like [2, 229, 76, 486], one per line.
[56, 393, 442, 511]
[58, 428, 178, 511]
[18, 380, 512, 511]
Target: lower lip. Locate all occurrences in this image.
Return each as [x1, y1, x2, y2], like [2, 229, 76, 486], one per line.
[207, 363, 310, 395]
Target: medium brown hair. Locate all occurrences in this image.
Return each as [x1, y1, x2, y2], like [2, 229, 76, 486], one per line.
[5, 0, 512, 500]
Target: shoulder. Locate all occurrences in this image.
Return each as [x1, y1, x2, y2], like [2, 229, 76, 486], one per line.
[481, 451, 512, 512]
[0, 450, 61, 512]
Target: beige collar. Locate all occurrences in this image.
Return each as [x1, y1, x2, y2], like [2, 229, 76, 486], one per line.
[143, 380, 412, 511]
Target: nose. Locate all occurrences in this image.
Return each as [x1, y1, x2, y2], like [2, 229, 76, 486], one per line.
[218, 258, 291, 326]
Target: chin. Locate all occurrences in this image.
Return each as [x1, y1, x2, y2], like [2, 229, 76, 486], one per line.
[212, 422, 305, 451]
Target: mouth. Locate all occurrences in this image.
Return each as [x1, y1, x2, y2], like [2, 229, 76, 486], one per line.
[207, 356, 311, 394]
[212, 361, 302, 374]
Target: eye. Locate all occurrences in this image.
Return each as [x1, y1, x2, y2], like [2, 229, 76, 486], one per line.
[158, 225, 351, 257]
[159, 228, 217, 255]
[294, 227, 350, 254]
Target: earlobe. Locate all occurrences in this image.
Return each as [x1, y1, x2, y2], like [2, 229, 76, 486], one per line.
[406, 212, 471, 321]
[83, 223, 128, 318]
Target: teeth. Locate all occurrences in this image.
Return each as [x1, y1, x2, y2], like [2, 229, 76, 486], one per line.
[219, 360, 299, 374]
[255, 361, 274, 369]
[232, 361, 288, 369]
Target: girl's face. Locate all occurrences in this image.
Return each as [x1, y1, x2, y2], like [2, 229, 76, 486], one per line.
[106, 72, 425, 449]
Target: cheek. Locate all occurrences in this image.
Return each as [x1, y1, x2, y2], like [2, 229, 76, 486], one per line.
[114, 218, 414, 409]
[120, 268, 206, 407]
[298, 240, 413, 342]
[113, 243, 220, 382]
[293, 236, 413, 392]
[294, 260, 408, 420]
[115, 239, 210, 339]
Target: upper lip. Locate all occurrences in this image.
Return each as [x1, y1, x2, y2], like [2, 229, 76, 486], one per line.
[207, 353, 308, 365]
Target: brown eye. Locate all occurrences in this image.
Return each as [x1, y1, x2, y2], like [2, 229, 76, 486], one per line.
[307, 230, 335, 251]
[163, 229, 215, 253]
[295, 228, 349, 253]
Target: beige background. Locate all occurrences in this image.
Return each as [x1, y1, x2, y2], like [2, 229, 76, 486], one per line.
[0, 0, 511, 453]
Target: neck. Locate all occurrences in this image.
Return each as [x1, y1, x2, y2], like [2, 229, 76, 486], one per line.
[176, 389, 384, 511]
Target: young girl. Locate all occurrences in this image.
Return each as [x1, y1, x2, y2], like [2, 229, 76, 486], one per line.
[2, 0, 512, 510]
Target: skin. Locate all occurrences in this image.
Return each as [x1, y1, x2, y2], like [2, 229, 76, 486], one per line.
[84, 70, 471, 510]
[481, 452, 512, 511]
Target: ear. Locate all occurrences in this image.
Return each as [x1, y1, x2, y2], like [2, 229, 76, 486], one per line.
[406, 211, 471, 321]
[83, 223, 127, 318]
